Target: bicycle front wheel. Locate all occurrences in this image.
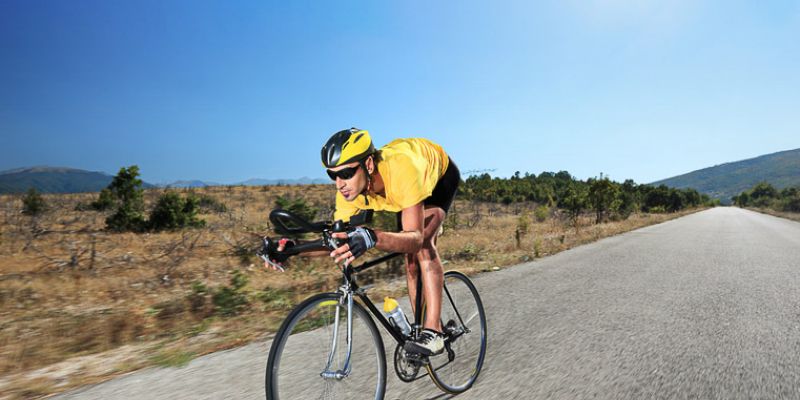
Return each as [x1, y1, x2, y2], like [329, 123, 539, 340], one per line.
[266, 293, 386, 400]
[426, 271, 487, 394]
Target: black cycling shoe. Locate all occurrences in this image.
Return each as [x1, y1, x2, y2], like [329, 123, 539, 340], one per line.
[404, 328, 445, 356]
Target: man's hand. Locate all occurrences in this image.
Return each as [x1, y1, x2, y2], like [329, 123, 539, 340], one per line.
[330, 227, 377, 266]
[260, 237, 295, 272]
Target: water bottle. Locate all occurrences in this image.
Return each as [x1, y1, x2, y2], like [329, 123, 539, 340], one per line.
[383, 297, 411, 337]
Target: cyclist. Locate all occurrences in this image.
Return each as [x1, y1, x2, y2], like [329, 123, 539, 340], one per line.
[264, 127, 460, 356]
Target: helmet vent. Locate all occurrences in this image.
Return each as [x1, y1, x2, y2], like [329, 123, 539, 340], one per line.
[353, 133, 364, 143]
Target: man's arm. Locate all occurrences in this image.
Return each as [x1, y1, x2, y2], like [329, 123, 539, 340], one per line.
[330, 203, 424, 265]
[374, 202, 424, 254]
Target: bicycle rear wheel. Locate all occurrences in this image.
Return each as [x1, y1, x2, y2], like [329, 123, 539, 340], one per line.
[426, 271, 487, 394]
[266, 293, 386, 400]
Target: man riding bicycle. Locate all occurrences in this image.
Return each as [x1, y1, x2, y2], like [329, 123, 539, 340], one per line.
[264, 127, 460, 356]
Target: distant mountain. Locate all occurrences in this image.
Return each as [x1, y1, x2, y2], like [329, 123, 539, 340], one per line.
[238, 177, 329, 186]
[162, 180, 222, 188]
[161, 177, 330, 187]
[651, 148, 800, 203]
[0, 166, 114, 194]
[0, 166, 331, 194]
[0, 166, 157, 194]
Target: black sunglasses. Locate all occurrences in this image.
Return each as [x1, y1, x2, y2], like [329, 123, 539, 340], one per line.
[326, 165, 360, 181]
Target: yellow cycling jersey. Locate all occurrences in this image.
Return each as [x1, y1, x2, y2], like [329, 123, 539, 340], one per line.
[334, 138, 449, 222]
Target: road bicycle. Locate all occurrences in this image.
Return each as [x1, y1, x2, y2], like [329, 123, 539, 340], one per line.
[260, 209, 487, 399]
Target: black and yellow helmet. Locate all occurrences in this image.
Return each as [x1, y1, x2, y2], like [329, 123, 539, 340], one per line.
[321, 128, 376, 168]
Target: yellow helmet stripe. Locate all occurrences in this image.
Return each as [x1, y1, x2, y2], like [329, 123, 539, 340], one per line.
[336, 129, 372, 166]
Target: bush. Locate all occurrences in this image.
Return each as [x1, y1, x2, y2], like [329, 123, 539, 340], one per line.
[534, 205, 549, 223]
[91, 188, 115, 211]
[22, 188, 47, 216]
[257, 287, 293, 310]
[197, 195, 227, 213]
[107, 204, 147, 232]
[212, 270, 250, 316]
[516, 211, 531, 236]
[148, 191, 206, 231]
[187, 281, 209, 315]
[784, 194, 800, 212]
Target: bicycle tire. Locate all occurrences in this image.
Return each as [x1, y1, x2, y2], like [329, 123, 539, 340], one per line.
[265, 292, 387, 400]
[425, 271, 487, 394]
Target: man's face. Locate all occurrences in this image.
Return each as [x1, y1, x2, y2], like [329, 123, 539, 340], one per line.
[328, 161, 365, 201]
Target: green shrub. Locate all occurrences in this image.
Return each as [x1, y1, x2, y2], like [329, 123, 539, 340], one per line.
[516, 211, 531, 236]
[212, 270, 250, 316]
[148, 191, 206, 231]
[22, 188, 47, 216]
[107, 205, 147, 232]
[257, 287, 293, 310]
[648, 206, 666, 214]
[187, 281, 209, 315]
[534, 205, 549, 222]
[197, 195, 227, 213]
[784, 194, 800, 212]
[90, 188, 115, 211]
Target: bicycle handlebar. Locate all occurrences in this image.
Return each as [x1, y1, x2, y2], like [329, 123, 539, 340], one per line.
[269, 209, 331, 235]
[258, 209, 375, 268]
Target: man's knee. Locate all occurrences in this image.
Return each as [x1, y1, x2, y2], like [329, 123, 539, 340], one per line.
[423, 207, 445, 240]
[415, 239, 440, 266]
[405, 254, 418, 275]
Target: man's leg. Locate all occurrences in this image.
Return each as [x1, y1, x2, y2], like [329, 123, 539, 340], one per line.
[405, 206, 446, 332]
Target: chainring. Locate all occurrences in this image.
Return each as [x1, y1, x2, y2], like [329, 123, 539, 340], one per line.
[393, 344, 422, 382]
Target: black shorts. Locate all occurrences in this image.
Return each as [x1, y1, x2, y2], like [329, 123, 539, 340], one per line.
[396, 157, 460, 230]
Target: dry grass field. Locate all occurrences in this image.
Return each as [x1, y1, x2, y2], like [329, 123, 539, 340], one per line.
[0, 185, 703, 399]
[744, 207, 800, 223]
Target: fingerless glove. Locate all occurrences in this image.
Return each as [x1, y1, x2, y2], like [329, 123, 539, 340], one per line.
[346, 227, 377, 258]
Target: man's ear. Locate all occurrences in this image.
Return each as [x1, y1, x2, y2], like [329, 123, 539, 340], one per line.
[366, 155, 375, 174]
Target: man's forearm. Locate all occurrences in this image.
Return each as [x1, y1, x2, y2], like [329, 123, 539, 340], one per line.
[375, 230, 423, 254]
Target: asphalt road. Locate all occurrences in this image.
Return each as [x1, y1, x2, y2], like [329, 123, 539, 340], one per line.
[55, 207, 800, 399]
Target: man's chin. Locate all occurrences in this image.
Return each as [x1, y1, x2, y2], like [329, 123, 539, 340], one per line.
[341, 192, 356, 201]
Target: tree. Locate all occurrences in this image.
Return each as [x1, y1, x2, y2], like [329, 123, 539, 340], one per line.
[617, 179, 639, 220]
[563, 181, 588, 226]
[105, 166, 146, 232]
[749, 182, 778, 208]
[644, 185, 671, 212]
[588, 177, 619, 223]
[734, 191, 750, 207]
[22, 188, 47, 216]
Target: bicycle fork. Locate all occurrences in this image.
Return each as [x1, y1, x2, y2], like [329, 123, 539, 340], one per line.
[320, 288, 355, 381]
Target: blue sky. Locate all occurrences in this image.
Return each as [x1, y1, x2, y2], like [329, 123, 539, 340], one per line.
[1, 0, 798, 184]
